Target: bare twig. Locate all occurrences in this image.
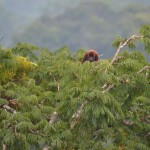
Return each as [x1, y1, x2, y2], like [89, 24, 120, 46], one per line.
[40, 99, 47, 105]
[57, 82, 60, 92]
[0, 105, 16, 114]
[137, 66, 150, 73]
[70, 100, 88, 129]
[101, 83, 108, 89]
[48, 79, 59, 125]
[42, 111, 58, 149]
[29, 129, 48, 137]
[102, 84, 115, 93]
[0, 35, 4, 42]
[123, 114, 150, 127]
[93, 128, 103, 137]
[99, 53, 104, 58]
[43, 83, 59, 149]
[123, 120, 135, 126]
[49, 111, 58, 124]
[145, 132, 150, 137]
[110, 35, 145, 65]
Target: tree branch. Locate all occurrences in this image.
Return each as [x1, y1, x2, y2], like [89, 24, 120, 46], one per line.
[29, 129, 49, 137]
[42, 111, 58, 149]
[70, 100, 88, 129]
[49, 111, 58, 124]
[137, 66, 150, 73]
[0, 105, 16, 114]
[70, 84, 115, 129]
[123, 119, 135, 126]
[145, 132, 150, 137]
[43, 85, 59, 149]
[110, 35, 145, 65]
[102, 84, 115, 93]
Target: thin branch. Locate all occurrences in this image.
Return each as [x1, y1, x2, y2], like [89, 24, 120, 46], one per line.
[49, 111, 58, 124]
[29, 129, 49, 137]
[102, 84, 115, 93]
[99, 53, 104, 58]
[48, 82, 59, 124]
[0, 105, 16, 114]
[57, 82, 60, 91]
[43, 98, 59, 150]
[110, 35, 145, 65]
[0, 35, 4, 42]
[123, 120, 135, 126]
[43, 111, 58, 150]
[70, 100, 88, 129]
[101, 83, 108, 89]
[93, 128, 103, 137]
[123, 114, 150, 127]
[145, 132, 150, 137]
[137, 66, 150, 73]
[40, 97, 47, 105]
[43, 83, 60, 149]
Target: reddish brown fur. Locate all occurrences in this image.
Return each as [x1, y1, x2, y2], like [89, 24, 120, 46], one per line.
[82, 50, 99, 64]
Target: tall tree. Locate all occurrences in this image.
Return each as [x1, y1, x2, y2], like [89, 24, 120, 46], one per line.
[0, 25, 150, 150]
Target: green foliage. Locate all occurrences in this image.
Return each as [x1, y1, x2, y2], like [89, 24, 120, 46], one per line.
[12, 43, 39, 61]
[0, 26, 150, 149]
[112, 36, 123, 48]
[140, 25, 150, 53]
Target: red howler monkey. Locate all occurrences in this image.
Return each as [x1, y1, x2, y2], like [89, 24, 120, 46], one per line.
[82, 50, 99, 64]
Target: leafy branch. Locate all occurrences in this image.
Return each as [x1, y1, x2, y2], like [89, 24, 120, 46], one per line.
[70, 83, 116, 129]
[70, 58, 149, 130]
[111, 35, 145, 65]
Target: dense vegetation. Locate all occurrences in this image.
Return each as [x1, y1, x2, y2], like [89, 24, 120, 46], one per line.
[0, 26, 150, 150]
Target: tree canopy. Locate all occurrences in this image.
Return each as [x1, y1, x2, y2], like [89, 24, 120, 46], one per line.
[0, 25, 150, 150]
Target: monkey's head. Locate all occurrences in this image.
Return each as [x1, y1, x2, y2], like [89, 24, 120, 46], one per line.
[89, 51, 95, 62]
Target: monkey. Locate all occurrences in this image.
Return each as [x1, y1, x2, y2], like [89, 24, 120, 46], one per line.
[82, 50, 99, 64]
